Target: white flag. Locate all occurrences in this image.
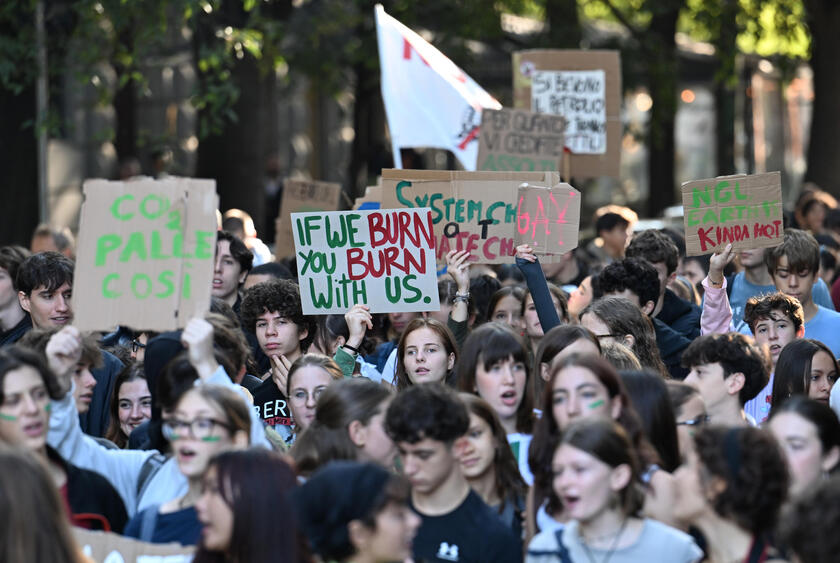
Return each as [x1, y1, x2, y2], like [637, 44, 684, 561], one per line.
[375, 4, 502, 170]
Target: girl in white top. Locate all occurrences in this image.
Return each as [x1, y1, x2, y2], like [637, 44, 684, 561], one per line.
[527, 417, 702, 563]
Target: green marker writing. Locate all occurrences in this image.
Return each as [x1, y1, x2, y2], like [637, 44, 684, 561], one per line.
[588, 399, 605, 410]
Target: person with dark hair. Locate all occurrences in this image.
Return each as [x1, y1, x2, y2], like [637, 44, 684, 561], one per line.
[581, 297, 668, 378]
[767, 228, 840, 356]
[487, 285, 525, 328]
[526, 418, 701, 563]
[385, 383, 521, 562]
[469, 274, 502, 326]
[593, 211, 632, 261]
[459, 394, 527, 538]
[222, 208, 272, 267]
[620, 371, 681, 473]
[780, 475, 840, 563]
[290, 378, 396, 476]
[666, 381, 708, 463]
[241, 279, 316, 436]
[212, 231, 254, 311]
[521, 283, 569, 357]
[601, 341, 642, 371]
[30, 224, 75, 258]
[595, 257, 694, 378]
[393, 318, 457, 390]
[104, 364, 151, 449]
[0, 345, 128, 532]
[682, 333, 770, 426]
[772, 338, 838, 408]
[626, 229, 701, 343]
[673, 426, 789, 562]
[533, 325, 601, 405]
[294, 461, 419, 563]
[458, 323, 535, 483]
[242, 261, 293, 291]
[768, 396, 840, 497]
[194, 450, 303, 563]
[0, 245, 31, 347]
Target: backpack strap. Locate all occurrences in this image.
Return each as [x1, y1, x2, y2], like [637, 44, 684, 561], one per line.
[136, 453, 167, 501]
[554, 528, 573, 563]
[138, 504, 161, 542]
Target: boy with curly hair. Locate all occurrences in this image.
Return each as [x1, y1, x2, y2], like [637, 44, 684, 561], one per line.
[682, 333, 770, 426]
[385, 383, 520, 563]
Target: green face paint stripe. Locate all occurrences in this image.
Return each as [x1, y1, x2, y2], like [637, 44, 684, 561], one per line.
[0, 413, 18, 421]
[201, 436, 222, 442]
[45, 403, 51, 413]
[588, 399, 606, 410]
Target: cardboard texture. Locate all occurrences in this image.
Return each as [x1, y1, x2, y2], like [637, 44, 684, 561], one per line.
[274, 179, 342, 259]
[514, 183, 581, 255]
[476, 108, 565, 172]
[73, 178, 218, 332]
[75, 527, 195, 562]
[380, 169, 563, 264]
[512, 50, 622, 178]
[353, 183, 383, 210]
[292, 208, 440, 314]
[681, 171, 783, 256]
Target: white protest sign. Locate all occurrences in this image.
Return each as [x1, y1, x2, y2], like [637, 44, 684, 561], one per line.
[292, 208, 439, 314]
[531, 70, 606, 154]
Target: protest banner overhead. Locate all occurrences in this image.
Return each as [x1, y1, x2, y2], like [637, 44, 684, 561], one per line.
[681, 171, 783, 256]
[380, 169, 563, 264]
[292, 208, 439, 315]
[73, 177, 218, 332]
[512, 49, 622, 178]
[514, 183, 581, 255]
[274, 179, 343, 260]
[477, 108, 565, 172]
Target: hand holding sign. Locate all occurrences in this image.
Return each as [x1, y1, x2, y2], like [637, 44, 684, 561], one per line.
[515, 243, 538, 263]
[708, 244, 736, 286]
[181, 318, 218, 381]
[46, 326, 82, 394]
[345, 304, 373, 351]
[445, 250, 472, 292]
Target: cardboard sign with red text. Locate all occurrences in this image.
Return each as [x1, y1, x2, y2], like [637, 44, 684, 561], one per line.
[682, 172, 783, 256]
[292, 208, 439, 314]
[274, 179, 342, 259]
[380, 169, 562, 264]
[514, 183, 581, 256]
[73, 178, 218, 332]
[477, 108, 565, 172]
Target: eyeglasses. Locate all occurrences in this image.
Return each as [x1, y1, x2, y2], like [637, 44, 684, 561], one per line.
[290, 387, 327, 405]
[162, 417, 232, 441]
[131, 339, 147, 354]
[676, 415, 710, 427]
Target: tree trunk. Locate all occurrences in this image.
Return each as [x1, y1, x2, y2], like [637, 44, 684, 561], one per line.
[113, 28, 137, 165]
[714, 0, 737, 176]
[0, 85, 39, 245]
[544, 0, 581, 48]
[645, 8, 681, 218]
[804, 0, 840, 196]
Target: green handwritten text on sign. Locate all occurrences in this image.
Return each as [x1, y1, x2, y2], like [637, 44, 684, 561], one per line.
[681, 172, 783, 256]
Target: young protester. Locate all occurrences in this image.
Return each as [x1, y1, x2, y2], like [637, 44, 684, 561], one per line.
[567, 274, 596, 320]
[0, 245, 30, 347]
[620, 370, 681, 473]
[590, 211, 632, 262]
[242, 261, 293, 291]
[385, 383, 521, 562]
[521, 284, 569, 356]
[487, 286, 525, 328]
[459, 393, 528, 539]
[772, 339, 838, 408]
[394, 318, 458, 389]
[533, 325, 601, 406]
[666, 382, 709, 463]
[457, 322, 535, 484]
[365, 310, 421, 373]
[681, 333, 770, 426]
[286, 353, 343, 439]
[211, 231, 253, 310]
[290, 378, 396, 475]
[779, 475, 840, 563]
[0, 444, 88, 563]
[194, 449, 302, 563]
[767, 396, 840, 497]
[595, 257, 693, 378]
[526, 418, 702, 563]
[767, 228, 840, 355]
[204, 312, 263, 394]
[0, 346, 128, 532]
[45, 319, 270, 517]
[294, 461, 420, 563]
[673, 426, 789, 562]
[625, 229, 701, 341]
[123, 384, 251, 544]
[221, 208, 273, 266]
[580, 296, 668, 378]
[240, 279, 316, 436]
[104, 364, 152, 449]
[15, 251, 123, 437]
[601, 341, 643, 372]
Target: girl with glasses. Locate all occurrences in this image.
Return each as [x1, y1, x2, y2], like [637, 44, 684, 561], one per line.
[286, 354, 343, 442]
[123, 384, 250, 544]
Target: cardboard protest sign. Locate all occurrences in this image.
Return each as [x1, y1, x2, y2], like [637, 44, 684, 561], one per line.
[514, 183, 581, 255]
[292, 208, 439, 314]
[73, 178, 218, 332]
[380, 169, 562, 264]
[512, 50, 621, 178]
[682, 172, 783, 256]
[274, 179, 342, 259]
[353, 183, 383, 210]
[75, 527, 195, 562]
[477, 108, 565, 172]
